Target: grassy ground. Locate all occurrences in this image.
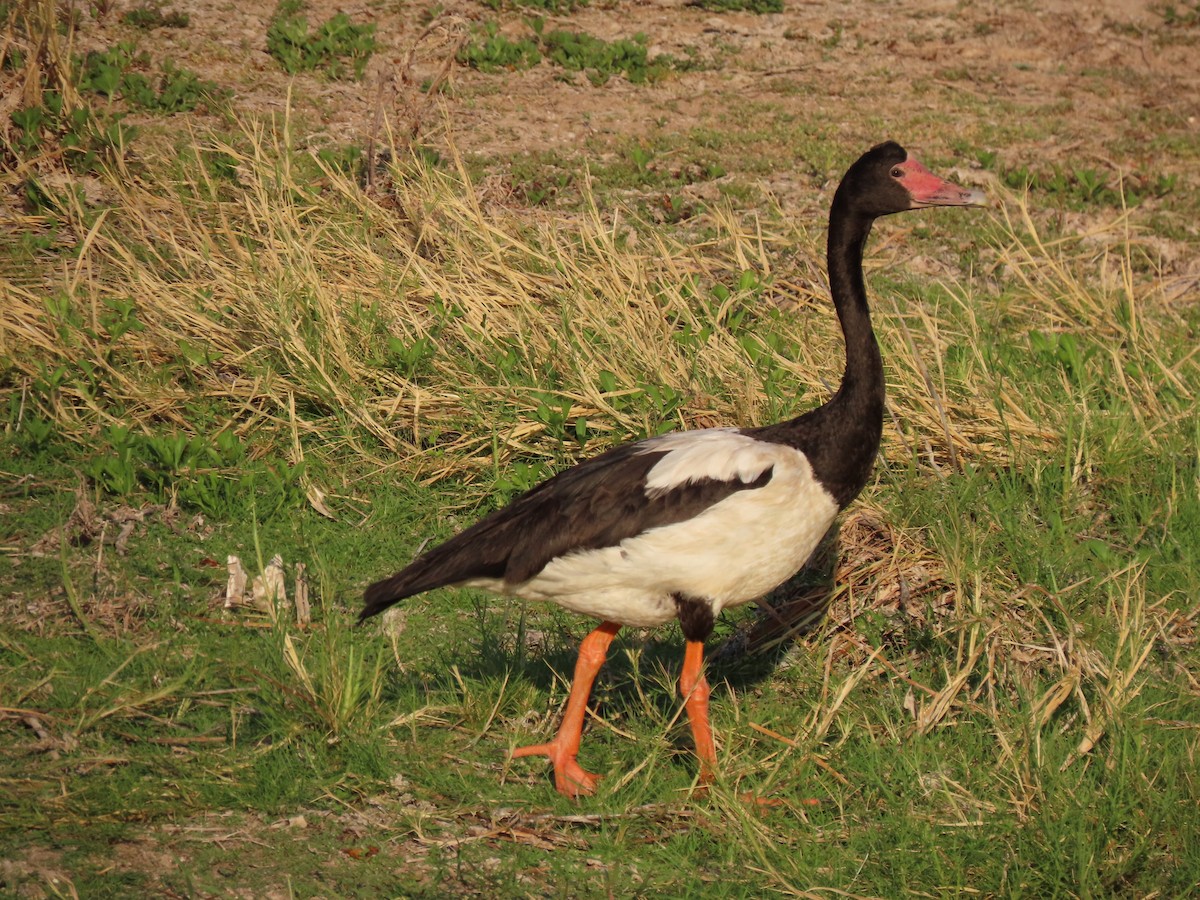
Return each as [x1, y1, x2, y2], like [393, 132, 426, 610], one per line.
[3, 1, 1199, 897]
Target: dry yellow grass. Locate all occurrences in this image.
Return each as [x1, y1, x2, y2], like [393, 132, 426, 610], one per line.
[2, 119, 1082, 482]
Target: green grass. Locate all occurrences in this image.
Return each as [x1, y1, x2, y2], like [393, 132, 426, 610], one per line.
[266, 0, 378, 80]
[1158, 0, 1200, 27]
[693, 0, 784, 12]
[458, 19, 682, 85]
[121, 2, 190, 29]
[3, 130, 1197, 893]
[2, 3, 1199, 896]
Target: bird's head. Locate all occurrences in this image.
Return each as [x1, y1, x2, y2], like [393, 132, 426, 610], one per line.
[837, 141, 987, 219]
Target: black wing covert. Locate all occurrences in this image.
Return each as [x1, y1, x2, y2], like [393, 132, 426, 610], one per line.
[360, 437, 773, 620]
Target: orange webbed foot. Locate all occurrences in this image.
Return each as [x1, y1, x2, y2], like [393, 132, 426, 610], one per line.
[512, 740, 600, 798]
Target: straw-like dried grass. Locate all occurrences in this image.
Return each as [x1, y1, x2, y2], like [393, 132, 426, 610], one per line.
[2, 119, 1089, 487]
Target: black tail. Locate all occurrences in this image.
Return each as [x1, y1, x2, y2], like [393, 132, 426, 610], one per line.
[359, 526, 511, 622]
[359, 555, 464, 622]
[359, 573, 414, 622]
[359, 441, 653, 622]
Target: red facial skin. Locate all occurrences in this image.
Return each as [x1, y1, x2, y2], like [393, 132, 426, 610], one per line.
[895, 157, 986, 208]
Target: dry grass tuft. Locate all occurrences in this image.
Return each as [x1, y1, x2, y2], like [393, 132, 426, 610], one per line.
[3, 119, 1064, 487]
[1, 0, 80, 162]
[991, 193, 1197, 446]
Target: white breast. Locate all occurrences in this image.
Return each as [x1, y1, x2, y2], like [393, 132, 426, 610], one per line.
[476, 435, 839, 627]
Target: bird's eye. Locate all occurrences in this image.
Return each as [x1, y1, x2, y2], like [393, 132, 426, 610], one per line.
[890, 166, 903, 178]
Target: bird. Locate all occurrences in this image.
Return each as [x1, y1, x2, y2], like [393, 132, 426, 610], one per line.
[361, 141, 985, 798]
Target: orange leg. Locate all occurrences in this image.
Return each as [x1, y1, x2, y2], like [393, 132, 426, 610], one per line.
[680, 639, 718, 784]
[512, 621, 620, 798]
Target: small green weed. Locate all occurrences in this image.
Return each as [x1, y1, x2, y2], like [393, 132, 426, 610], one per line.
[384, 334, 438, 378]
[1028, 329, 1094, 385]
[974, 151, 1175, 207]
[543, 28, 671, 86]
[576, 137, 727, 212]
[269, 610, 390, 739]
[1157, 0, 1200, 26]
[590, 368, 687, 438]
[7, 91, 135, 175]
[86, 0, 118, 21]
[315, 142, 365, 175]
[417, 2, 445, 27]
[124, 60, 224, 112]
[492, 458, 552, 506]
[509, 154, 574, 206]
[530, 391, 580, 444]
[266, 0, 378, 80]
[691, 0, 784, 12]
[84, 424, 307, 518]
[458, 19, 677, 85]
[77, 43, 141, 96]
[456, 21, 542, 72]
[77, 42, 225, 112]
[483, 0, 588, 10]
[5, 407, 58, 455]
[121, 2, 189, 29]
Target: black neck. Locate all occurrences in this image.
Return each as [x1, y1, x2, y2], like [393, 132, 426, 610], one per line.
[746, 202, 885, 508]
[825, 208, 884, 413]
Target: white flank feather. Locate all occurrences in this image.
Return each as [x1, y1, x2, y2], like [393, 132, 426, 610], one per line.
[637, 429, 779, 498]
[476, 439, 839, 627]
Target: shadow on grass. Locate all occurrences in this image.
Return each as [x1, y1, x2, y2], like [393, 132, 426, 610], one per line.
[423, 521, 841, 691]
[374, 524, 841, 791]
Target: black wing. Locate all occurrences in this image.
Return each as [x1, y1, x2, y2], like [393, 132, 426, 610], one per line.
[360, 436, 773, 620]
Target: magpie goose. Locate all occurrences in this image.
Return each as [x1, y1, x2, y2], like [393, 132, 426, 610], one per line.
[362, 141, 985, 797]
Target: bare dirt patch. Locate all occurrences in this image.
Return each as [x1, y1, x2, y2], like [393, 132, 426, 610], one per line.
[0, 847, 70, 900]
[90, 0, 1200, 198]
